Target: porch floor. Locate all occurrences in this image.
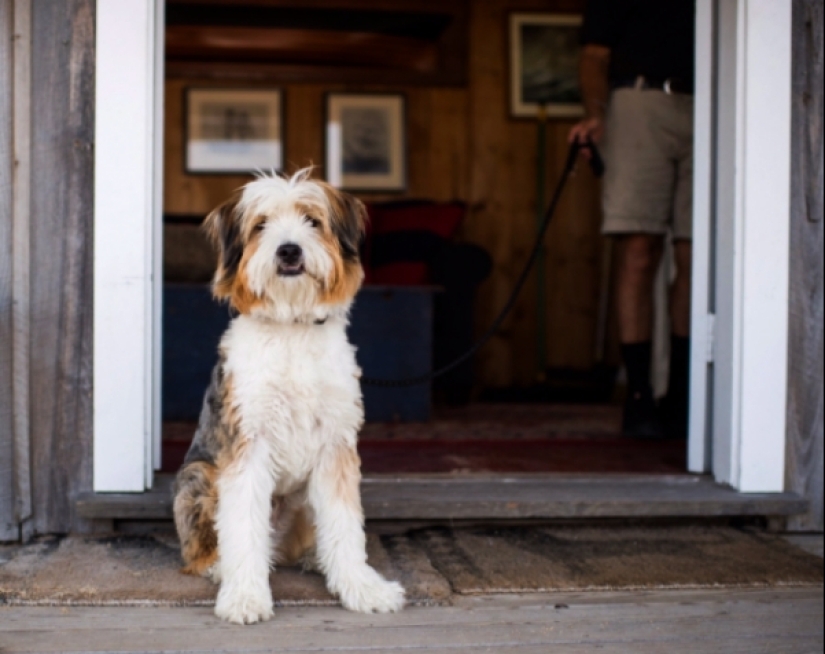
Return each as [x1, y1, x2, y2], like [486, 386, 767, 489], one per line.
[3, 588, 822, 653]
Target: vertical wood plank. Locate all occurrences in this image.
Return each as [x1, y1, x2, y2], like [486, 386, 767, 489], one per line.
[786, 0, 824, 531]
[0, 0, 18, 541]
[464, 0, 515, 387]
[29, 0, 95, 532]
[13, 0, 33, 534]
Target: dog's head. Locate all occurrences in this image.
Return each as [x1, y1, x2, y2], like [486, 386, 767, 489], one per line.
[204, 169, 366, 322]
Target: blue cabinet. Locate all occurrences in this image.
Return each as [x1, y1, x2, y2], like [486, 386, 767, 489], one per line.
[162, 284, 434, 423]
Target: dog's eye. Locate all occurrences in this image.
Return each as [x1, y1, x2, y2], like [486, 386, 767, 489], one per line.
[253, 222, 266, 233]
[305, 216, 321, 229]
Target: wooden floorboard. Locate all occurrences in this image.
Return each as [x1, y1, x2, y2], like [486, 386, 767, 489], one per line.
[0, 588, 821, 653]
[75, 473, 808, 521]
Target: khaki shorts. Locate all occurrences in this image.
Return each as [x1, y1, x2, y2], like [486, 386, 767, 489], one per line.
[601, 88, 695, 239]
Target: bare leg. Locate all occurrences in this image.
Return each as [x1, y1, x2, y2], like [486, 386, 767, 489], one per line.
[669, 239, 692, 337]
[614, 234, 665, 343]
[213, 438, 276, 624]
[308, 444, 405, 614]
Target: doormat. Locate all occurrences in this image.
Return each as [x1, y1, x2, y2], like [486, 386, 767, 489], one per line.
[1, 526, 821, 607]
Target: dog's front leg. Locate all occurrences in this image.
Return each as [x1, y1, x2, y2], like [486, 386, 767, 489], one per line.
[214, 437, 276, 624]
[308, 444, 405, 614]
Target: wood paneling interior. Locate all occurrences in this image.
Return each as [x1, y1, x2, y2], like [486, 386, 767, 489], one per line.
[165, 1, 468, 85]
[163, 0, 607, 388]
[167, 27, 441, 71]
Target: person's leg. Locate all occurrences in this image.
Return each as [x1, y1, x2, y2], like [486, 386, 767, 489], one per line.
[600, 90, 677, 437]
[615, 234, 665, 343]
[662, 239, 693, 437]
[664, 94, 695, 438]
[614, 234, 665, 438]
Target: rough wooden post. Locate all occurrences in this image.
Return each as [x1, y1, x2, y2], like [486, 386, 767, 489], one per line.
[0, 0, 19, 542]
[786, 0, 824, 532]
[28, 0, 96, 534]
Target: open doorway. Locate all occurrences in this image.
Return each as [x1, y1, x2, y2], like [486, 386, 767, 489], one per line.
[158, 0, 689, 478]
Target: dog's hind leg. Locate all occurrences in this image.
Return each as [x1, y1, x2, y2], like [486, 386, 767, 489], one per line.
[173, 461, 220, 582]
[308, 444, 405, 614]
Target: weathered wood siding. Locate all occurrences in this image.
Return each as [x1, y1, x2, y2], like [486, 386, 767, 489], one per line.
[0, 0, 18, 541]
[163, 0, 607, 388]
[27, 0, 96, 534]
[786, 0, 824, 532]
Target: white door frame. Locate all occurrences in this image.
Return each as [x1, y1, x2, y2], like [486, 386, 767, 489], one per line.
[93, 0, 164, 492]
[690, 0, 792, 492]
[91, 0, 793, 494]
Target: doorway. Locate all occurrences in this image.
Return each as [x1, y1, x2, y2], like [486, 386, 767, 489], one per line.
[92, 0, 794, 497]
[157, 0, 690, 480]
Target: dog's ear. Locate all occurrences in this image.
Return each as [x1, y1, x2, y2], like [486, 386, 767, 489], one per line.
[327, 190, 367, 261]
[203, 193, 244, 299]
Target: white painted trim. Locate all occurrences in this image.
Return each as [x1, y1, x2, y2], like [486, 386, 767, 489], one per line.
[711, 0, 792, 493]
[734, 0, 792, 492]
[94, 0, 161, 492]
[711, 0, 739, 488]
[150, 0, 165, 480]
[688, 0, 715, 473]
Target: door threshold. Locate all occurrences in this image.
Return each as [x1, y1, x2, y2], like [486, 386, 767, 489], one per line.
[75, 473, 807, 522]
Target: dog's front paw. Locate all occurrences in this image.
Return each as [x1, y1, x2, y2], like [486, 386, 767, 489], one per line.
[214, 583, 274, 625]
[337, 567, 406, 614]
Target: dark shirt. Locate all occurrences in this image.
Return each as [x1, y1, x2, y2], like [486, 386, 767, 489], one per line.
[581, 0, 695, 83]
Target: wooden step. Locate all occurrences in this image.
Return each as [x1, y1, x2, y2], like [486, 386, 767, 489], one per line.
[76, 473, 807, 521]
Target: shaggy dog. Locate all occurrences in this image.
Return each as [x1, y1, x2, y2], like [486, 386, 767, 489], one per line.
[172, 170, 405, 624]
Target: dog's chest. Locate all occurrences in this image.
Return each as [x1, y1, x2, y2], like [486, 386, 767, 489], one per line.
[221, 317, 362, 479]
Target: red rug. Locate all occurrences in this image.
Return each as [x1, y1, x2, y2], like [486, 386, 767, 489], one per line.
[162, 405, 687, 475]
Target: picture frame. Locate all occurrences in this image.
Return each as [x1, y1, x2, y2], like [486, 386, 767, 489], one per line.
[184, 88, 284, 174]
[325, 93, 406, 192]
[509, 13, 584, 119]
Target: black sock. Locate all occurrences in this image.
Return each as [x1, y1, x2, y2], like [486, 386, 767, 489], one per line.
[622, 341, 653, 399]
[668, 335, 690, 403]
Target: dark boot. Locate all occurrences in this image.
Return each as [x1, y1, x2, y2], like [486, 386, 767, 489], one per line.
[661, 335, 690, 439]
[621, 341, 664, 439]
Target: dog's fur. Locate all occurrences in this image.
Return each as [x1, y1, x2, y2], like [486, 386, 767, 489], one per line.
[172, 170, 405, 624]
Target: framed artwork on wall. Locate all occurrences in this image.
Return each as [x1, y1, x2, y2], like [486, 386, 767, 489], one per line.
[325, 93, 406, 192]
[509, 13, 584, 118]
[184, 88, 284, 174]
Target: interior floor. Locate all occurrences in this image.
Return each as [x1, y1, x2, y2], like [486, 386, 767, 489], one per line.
[162, 404, 687, 475]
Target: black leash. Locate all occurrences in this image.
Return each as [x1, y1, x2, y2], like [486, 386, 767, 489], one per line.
[362, 139, 604, 388]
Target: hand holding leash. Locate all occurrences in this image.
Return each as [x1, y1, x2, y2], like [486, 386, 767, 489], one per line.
[566, 138, 605, 178]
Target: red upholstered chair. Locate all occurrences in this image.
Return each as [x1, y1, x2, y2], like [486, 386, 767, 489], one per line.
[360, 200, 492, 404]
[362, 201, 467, 286]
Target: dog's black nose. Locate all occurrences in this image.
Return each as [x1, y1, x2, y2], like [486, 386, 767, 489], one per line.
[276, 242, 303, 265]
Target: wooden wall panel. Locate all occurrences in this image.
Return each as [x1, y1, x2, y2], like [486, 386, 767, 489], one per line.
[162, 0, 603, 388]
[0, 0, 18, 541]
[28, 0, 96, 534]
[786, 0, 824, 532]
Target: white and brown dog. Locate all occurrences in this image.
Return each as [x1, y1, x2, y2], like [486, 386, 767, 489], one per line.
[173, 169, 405, 624]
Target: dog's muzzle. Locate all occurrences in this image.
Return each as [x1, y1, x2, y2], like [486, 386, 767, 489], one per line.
[276, 242, 305, 276]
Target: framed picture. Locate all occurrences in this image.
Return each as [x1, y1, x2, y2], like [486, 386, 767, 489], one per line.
[325, 93, 406, 192]
[509, 13, 584, 118]
[185, 88, 284, 174]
